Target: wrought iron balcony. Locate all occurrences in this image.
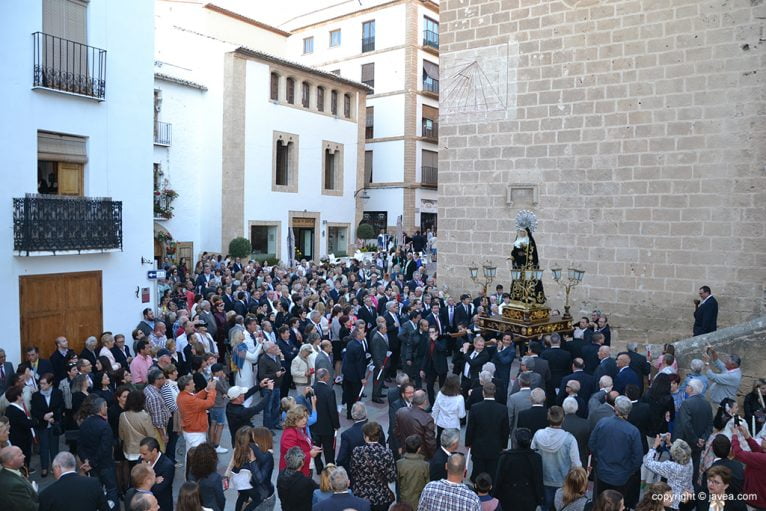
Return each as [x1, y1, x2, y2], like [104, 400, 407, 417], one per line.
[421, 166, 438, 187]
[423, 78, 439, 94]
[154, 121, 172, 146]
[362, 37, 375, 53]
[423, 30, 439, 49]
[422, 120, 439, 140]
[32, 32, 107, 100]
[13, 194, 123, 254]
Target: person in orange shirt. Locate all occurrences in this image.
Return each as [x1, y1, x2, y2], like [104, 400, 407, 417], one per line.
[176, 374, 216, 454]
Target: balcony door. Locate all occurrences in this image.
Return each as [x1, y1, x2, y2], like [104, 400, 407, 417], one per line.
[38, 131, 86, 195]
[20, 271, 103, 357]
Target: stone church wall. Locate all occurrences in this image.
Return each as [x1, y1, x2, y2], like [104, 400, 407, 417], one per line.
[437, 0, 766, 342]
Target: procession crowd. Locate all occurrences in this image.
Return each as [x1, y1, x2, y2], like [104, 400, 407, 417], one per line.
[0, 248, 764, 511]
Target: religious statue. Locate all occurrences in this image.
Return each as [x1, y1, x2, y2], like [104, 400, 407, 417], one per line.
[509, 210, 547, 306]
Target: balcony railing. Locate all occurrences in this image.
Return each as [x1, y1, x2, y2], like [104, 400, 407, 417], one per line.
[154, 121, 172, 146]
[13, 194, 123, 254]
[423, 79, 439, 94]
[422, 120, 439, 140]
[32, 32, 107, 100]
[362, 37, 375, 53]
[421, 166, 438, 186]
[423, 30, 439, 49]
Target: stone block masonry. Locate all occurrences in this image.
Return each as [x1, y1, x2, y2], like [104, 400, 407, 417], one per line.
[438, 0, 766, 342]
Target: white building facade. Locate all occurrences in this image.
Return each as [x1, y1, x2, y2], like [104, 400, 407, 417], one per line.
[284, 0, 440, 236]
[0, 0, 155, 363]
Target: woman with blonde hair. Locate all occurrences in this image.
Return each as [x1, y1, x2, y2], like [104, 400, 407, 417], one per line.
[99, 333, 122, 371]
[229, 426, 261, 511]
[232, 329, 259, 395]
[554, 467, 589, 511]
[291, 344, 315, 395]
[635, 482, 672, 511]
[279, 405, 322, 477]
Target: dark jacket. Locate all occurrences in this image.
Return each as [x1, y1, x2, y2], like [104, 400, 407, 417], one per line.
[673, 394, 713, 448]
[6, 403, 35, 451]
[562, 413, 590, 467]
[620, 350, 651, 392]
[31, 388, 65, 431]
[429, 446, 450, 481]
[627, 400, 652, 454]
[420, 337, 448, 376]
[693, 296, 718, 336]
[276, 469, 318, 511]
[558, 371, 595, 402]
[342, 339, 368, 383]
[593, 357, 618, 382]
[195, 471, 225, 511]
[614, 366, 641, 394]
[465, 399, 510, 459]
[517, 405, 549, 437]
[39, 472, 109, 511]
[225, 388, 271, 441]
[494, 448, 544, 511]
[50, 349, 76, 384]
[492, 345, 515, 383]
[581, 342, 602, 375]
[311, 381, 340, 436]
[314, 492, 371, 511]
[0, 467, 38, 511]
[258, 354, 283, 386]
[540, 347, 572, 390]
[151, 453, 176, 511]
[78, 414, 115, 469]
[395, 406, 437, 459]
[642, 393, 676, 436]
[453, 347, 490, 383]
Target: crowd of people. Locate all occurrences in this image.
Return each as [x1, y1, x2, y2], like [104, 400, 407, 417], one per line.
[0, 250, 763, 511]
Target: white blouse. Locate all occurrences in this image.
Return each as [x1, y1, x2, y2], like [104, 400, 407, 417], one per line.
[431, 392, 466, 429]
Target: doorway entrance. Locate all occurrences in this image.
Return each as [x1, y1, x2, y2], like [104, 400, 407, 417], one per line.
[292, 217, 316, 261]
[421, 212, 437, 233]
[19, 271, 103, 357]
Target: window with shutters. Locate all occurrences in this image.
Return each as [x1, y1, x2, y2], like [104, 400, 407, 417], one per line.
[421, 149, 438, 186]
[317, 86, 325, 112]
[343, 94, 351, 118]
[303, 37, 314, 54]
[423, 17, 439, 49]
[286, 78, 296, 104]
[364, 150, 373, 183]
[330, 90, 338, 115]
[270, 72, 279, 101]
[37, 131, 86, 196]
[361, 63, 374, 91]
[365, 107, 374, 139]
[362, 20, 375, 52]
[302, 82, 310, 108]
[422, 60, 439, 94]
[273, 131, 299, 193]
[321, 141, 343, 196]
[422, 105, 438, 140]
[43, 0, 87, 44]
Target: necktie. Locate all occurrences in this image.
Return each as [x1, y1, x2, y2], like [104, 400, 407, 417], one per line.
[429, 339, 435, 356]
[465, 304, 469, 316]
[449, 307, 454, 324]
[465, 351, 476, 377]
[0, 364, 4, 381]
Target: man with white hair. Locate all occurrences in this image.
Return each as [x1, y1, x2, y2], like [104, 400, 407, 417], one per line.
[594, 345, 616, 381]
[313, 466, 370, 511]
[510, 356, 543, 394]
[588, 375, 613, 413]
[589, 395, 643, 507]
[562, 396, 590, 468]
[674, 377, 713, 482]
[517, 388, 549, 436]
[39, 451, 109, 511]
[681, 358, 709, 397]
[704, 348, 742, 403]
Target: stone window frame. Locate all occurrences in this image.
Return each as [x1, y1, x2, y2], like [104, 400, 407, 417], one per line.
[248, 221, 282, 260]
[326, 222, 351, 256]
[272, 131, 299, 193]
[506, 183, 539, 208]
[321, 140, 344, 197]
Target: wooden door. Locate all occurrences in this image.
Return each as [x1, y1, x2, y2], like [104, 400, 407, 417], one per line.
[57, 163, 83, 195]
[19, 271, 102, 360]
[176, 242, 193, 269]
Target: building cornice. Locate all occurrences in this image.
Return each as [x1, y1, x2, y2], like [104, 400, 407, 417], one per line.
[233, 47, 373, 93]
[204, 3, 292, 37]
[154, 73, 208, 91]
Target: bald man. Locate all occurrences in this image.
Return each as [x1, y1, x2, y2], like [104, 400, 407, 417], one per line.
[0, 446, 38, 511]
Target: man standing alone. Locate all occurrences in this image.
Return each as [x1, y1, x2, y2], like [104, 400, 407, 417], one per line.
[693, 285, 718, 336]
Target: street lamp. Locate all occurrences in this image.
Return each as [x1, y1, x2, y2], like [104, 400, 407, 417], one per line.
[469, 260, 497, 296]
[550, 266, 585, 319]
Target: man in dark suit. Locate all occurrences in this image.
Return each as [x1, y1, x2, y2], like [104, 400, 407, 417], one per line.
[558, 380, 588, 418]
[311, 368, 340, 473]
[342, 329, 369, 420]
[527, 341, 553, 402]
[78, 398, 119, 506]
[540, 333, 573, 393]
[625, 385, 651, 454]
[693, 285, 718, 336]
[0, 446, 39, 511]
[614, 354, 641, 394]
[314, 465, 371, 511]
[139, 437, 175, 511]
[465, 382, 509, 482]
[49, 337, 77, 384]
[388, 378, 414, 457]
[0, 349, 15, 395]
[369, 319, 390, 402]
[454, 294, 473, 327]
[194, 264, 214, 294]
[357, 295, 378, 330]
[110, 334, 132, 372]
[558, 358, 595, 403]
[618, 343, 651, 393]
[25, 346, 54, 384]
[593, 346, 617, 381]
[517, 388, 549, 436]
[419, 326, 448, 406]
[454, 336, 490, 395]
[561, 397, 590, 468]
[336, 402, 385, 471]
[400, 312, 423, 387]
[383, 301, 402, 379]
[492, 333, 516, 385]
[403, 252, 417, 280]
[581, 333, 605, 375]
[5, 387, 34, 469]
[233, 291, 248, 316]
[429, 427, 459, 481]
[674, 379, 713, 480]
[313, 341, 334, 381]
[40, 451, 109, 511]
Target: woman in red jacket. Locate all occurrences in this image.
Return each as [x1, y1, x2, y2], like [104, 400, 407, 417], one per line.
[732, 424, 766, 510]
[279, 405, 321, 477]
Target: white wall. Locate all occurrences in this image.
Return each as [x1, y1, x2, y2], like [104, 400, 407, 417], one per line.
[242, 60, 361, 260]
[367, 140, 405, 183]
[0, 0, 155, 364]
[363, 188, 404, 224]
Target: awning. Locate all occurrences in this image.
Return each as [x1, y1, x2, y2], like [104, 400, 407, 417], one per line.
[423, 60, 439, 80]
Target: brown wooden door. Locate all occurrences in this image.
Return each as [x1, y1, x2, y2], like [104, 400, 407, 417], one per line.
[176, 242, 193, 269]
[19, 271, 102, 361]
